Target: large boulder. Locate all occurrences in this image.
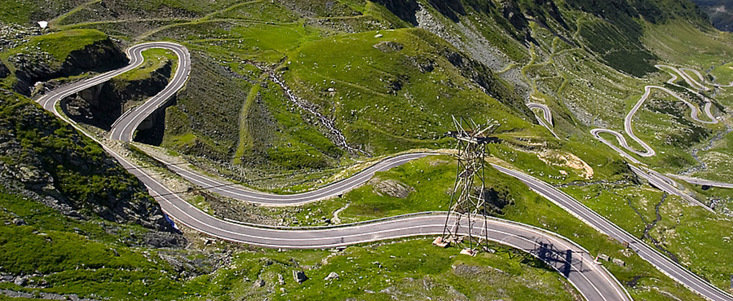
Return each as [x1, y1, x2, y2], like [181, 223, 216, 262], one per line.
[368, 178, 415, 199]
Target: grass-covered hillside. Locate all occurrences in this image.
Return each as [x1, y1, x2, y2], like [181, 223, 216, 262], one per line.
[2, 0, 707, 179]
[0, 27, 126, 95]
[1, 0, 733, 299]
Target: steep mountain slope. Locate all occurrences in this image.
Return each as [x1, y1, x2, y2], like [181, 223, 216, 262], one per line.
[0, 90, 171, 230]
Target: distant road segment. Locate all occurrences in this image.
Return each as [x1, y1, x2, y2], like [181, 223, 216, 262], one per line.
[527, 101, 559, 138]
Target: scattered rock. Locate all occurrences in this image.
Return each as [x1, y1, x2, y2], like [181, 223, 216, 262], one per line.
[612, 258, 626, 267]
[368, 178, 414, 198]
[12, 218, 26, 226]
[597, 253, 610, 261]
[254, 279, 265, 287]
[143, 231, 186, 248]
[278, 273, 285, 285]
[324, 272, 339, 281]
[374, 33, 383, 38]
[13, 277, 26, 286]
[293, 270, 308, 284]
[373, 41, 403, 53]
[0, 92, 176, 233]
[452, 263, 482, 276]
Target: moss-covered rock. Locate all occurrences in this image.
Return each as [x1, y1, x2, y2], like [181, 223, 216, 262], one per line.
[0, 89, 173, 231]
[6, 30, 127, 94]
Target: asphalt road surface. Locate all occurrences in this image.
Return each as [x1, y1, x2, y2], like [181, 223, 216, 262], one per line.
[527, 101, 559, 138]
[155, 152, 432, 206]
[109, 43, 191, 142]
[667, 174, 733, 189]
[588, 64, 724, 211]
[591, 83, 718, 159]
[34, 42, 733, 300]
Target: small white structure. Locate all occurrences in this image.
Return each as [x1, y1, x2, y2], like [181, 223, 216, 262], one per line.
[38, 21, 48, 29]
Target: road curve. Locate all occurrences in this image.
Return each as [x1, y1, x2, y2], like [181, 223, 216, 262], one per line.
[110, 43, 191, 142]
[527, 101, 559, 139]
[155, 152, 432, 206]
[591, 85, 718, 160]
[37, 42, 191, 133]
[591, 65, 720, 160]
[589, 65, 723, 209]
[32, 42, 633, 301]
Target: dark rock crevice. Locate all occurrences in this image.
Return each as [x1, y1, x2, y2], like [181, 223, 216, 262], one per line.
[0, 60, 9, 78]
[61, 60, 172, 131]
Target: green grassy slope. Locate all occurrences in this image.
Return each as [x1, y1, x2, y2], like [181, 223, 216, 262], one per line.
[285, 28, 540, 154]
[1, 0, 733, 299]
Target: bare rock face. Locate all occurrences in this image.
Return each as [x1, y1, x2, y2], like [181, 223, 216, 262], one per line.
[0, 90, 177, 234]
[368, 178, 414, 199]
[61, 60, 172, 130]
[11, 38, 127, 95]
[371, 0, 420, 25]
[373, 41, 404, 53]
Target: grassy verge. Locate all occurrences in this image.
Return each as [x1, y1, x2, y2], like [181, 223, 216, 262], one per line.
[1, 29, 107, 65]
[117, 48, 177, 81]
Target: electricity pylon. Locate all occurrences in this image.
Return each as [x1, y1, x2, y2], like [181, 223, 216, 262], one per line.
[434, 116, 499, 255]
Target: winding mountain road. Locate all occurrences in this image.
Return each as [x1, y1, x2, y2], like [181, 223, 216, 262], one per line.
[38, 42, 191, 130]
[588, 64, 727, 210]
[109, 43, 190, 142]
[591, 66, 719, 160]
[527, 101, 559, 138]
[155, 152, 432, 206]
[33, 42, 733, 300]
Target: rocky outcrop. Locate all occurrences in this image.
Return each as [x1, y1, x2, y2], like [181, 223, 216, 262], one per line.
[440, 48, 534, 120]
[499, 0, 529, 33]
[0, 89, 175, 233]
[11, 38, 127, 95]
[368, 178, 414, 198]
[694, 0, 733, 31]
[62, 60, 172, 130]
[373, 41, 404, 53]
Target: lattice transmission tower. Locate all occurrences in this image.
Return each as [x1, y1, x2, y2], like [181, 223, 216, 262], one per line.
[434, 116, 499, 255]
